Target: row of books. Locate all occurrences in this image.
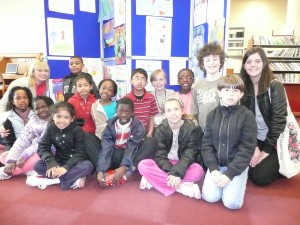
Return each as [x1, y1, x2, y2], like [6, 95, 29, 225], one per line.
[269, 62, 300, 71]
[274, 73, 300, 83]
[266, 48, 300, 57]
[253, 36, 300, 45]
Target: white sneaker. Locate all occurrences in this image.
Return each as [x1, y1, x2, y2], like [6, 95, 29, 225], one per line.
[70, 177, 86, 189]
[176, 182, 201, 199]
[0, 167, 11, 180]
[139, 176, 153, 190]
[26, 175, 60, 190]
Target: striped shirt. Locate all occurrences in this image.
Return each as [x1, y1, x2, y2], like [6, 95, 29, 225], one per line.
[114, 119, 132, 149]
[125, 90, 158, 131]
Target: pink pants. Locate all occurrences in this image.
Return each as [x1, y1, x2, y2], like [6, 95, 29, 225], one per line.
[0, 152, 40, 176]
[138, 159, 204, 196]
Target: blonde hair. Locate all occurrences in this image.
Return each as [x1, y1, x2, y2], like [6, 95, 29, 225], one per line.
[162, 97, 184, 112]
[150, 69, 167, 82]
[27, 60, 50, 89]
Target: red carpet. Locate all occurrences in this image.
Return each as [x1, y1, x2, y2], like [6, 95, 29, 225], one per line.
[0, 172, 300, 225]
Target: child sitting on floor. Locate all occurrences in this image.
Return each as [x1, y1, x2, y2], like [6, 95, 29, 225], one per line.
[138, 97, 204, 199]
[0, 96, 54, 180]
[26, 101, 94, 190]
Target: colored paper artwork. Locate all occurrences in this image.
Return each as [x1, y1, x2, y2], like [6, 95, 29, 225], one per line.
[103, 19, 115, 47]
[114, 25, 126, 65]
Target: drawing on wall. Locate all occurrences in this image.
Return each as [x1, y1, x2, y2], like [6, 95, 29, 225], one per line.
[114, 25, 126, 65]
[192, 25, 205, 81]
[48, 0, 74, 15]
[146, 16, 172, 57]
[49, 78, 64, 102]
[136, 0, 173, 17]
[114, 0, 126, 27]
[193, 0, 207, 26]
[98, 0, 114, 22]
[103, 19, 115, 47]
[103, 61, 115, 80]
[208, 17, 225, 47]
[47, 18, 74, 56]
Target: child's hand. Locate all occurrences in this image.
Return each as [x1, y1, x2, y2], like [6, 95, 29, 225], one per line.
[112, 166, 127, 185]
[0, 126, 10, 138]
[16, 156, 26, 168]
[4, 163, 16, 176]
[51, 166, 67, 178]
[210, 170, 222, 184]
[250, 147, 261, 167]
[216, 175, 231, 187]
[97, 172, 108, 187]
[167, 175, 181, 189]
[146, 132, 152, 138]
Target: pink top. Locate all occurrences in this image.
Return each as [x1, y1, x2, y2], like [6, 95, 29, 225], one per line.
[175, 90, 192, 114]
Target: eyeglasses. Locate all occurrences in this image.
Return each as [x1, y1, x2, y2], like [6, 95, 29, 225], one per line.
[132, 76, 147, 82]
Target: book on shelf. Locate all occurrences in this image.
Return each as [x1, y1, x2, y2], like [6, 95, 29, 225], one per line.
[253, 36, 300, 45]
[273, 73, 300, 83]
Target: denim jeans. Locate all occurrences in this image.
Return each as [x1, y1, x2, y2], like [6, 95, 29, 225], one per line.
[202, 166, 249, 209]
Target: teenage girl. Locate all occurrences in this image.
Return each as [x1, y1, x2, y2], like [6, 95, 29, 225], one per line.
[91, 79, 118, 140]
[26, 101, 93, 190]
[68, 73, 97, 134]
[150, 69, 175, 127]
[0, 86, 34, 151]
[0, 96, 54, 180]
[138, 97, 204, 199]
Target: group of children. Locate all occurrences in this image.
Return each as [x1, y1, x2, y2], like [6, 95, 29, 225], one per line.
[0, 42, 263, 210]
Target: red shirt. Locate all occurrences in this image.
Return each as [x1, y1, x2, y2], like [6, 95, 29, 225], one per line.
[125, 89, 158, 132]
[68, 92, 97, 134]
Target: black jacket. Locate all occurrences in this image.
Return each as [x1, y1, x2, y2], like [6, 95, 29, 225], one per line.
[154, 118, 201, 179]
[240, 79, 287, 153]
[38, 122, 87, 171]
[202, 105, 257, 180]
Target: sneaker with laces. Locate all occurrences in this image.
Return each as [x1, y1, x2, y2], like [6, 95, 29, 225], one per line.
[139, 176, 153, 190]
[0, 167, 11, 180]
[26, 175, 60, 190]
[176, 182, 201, 199]
[70, 177, 86, 189]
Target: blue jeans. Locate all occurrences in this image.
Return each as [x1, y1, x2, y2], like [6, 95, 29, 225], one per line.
[202, 166, 249, 209]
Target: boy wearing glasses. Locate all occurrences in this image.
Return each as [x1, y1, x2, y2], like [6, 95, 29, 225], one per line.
[175, 68, 195, 114]
[96, 98, 146, 186]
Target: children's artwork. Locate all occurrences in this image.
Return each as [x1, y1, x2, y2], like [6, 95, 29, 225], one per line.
[47, 18, 74, 56]
[98, 0, 114, 22]
[116, 81, 127, 99]
[135, 60, 162, 92]
[114, 25, 126, 65]
[82, 58, 103, 85]
[169, 58, 187, 86]
[146, 16, 172, 57]
[103, 61, 116, 80]
[49, 78, 64, 102]
[193, 0, 207, 26]
[48, 0, 74, 15]
[192, 25, 205, 81]
[115, 65, 127, 81]
[114, 0, 126, 27]
[136, 0, 173, 17]
[79, 0, 96, 13]
[102, 19, 115, 47]
[208, 17, 225, 47]
[206, 0, 224, 23]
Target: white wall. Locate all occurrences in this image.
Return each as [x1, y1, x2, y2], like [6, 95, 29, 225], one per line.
[0, 0, 46, 54]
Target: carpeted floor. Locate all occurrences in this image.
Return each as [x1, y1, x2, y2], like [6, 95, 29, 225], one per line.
[0, 172, 300, 225]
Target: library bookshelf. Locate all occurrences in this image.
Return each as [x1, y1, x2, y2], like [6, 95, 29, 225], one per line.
[251, 36, 300, 115]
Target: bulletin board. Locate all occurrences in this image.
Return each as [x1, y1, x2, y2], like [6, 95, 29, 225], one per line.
[44, 0, 100, 79]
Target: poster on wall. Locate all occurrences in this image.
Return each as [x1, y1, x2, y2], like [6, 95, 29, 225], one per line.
[114, 0, 126, 27]
[169, 58, 187, 86]
[208, 17, 225, 47]
[49, 78, 64, 102]
[82, 58, 103, 85]
[136, 0, 173, 17]
[79, 0, 96, 13]
[103, 61, 116, 80]
[192, 25, 205, 81]
[47, 18, 74, 56]
[102, 19, 115, 47]
[146, 16, 172, 57]
[98, 0, 114, 22]
[114, 25, 126, 65]
[48, 0, 74, 14]
[193, 0, 207, 26]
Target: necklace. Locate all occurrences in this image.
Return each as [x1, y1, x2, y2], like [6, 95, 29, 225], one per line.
[154, 89, 166, 110]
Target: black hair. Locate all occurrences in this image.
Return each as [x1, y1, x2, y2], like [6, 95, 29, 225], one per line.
[33, 96, 54, 107]
[69, 56, 83, 63]
[97, 79, 118, 97]
[131, 68, 148, 80]
[7, 86, 33, 111]
[116, 97, 134, 111]
[177, 68, 195, 78]
[75, 72, 94, 85]
[50, 101, 75, 118]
